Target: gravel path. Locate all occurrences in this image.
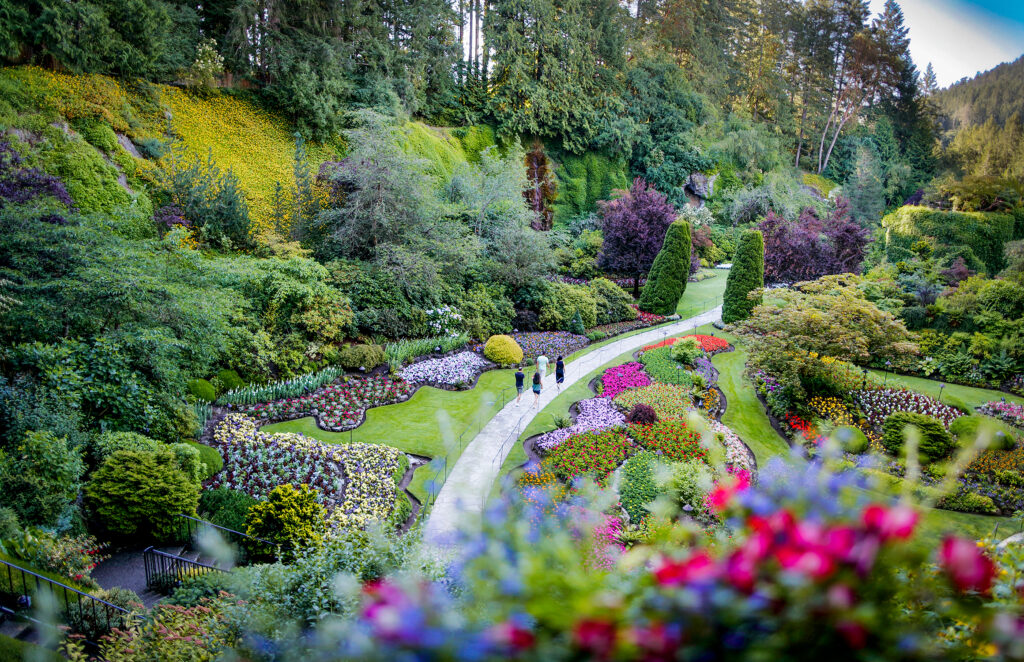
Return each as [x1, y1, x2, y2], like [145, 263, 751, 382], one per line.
[423, 307, 723, 545]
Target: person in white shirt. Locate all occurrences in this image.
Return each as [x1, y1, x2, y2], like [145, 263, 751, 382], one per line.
[536, 354, 549, 385]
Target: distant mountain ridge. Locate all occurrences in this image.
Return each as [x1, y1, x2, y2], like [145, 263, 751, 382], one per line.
[934, 54, 1024, 131]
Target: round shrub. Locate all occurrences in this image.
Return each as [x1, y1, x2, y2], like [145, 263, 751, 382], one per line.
[669, 337, 702, 365]
[187, 378, 217, 403]
[949, 415, 1018, 451]
[835, 425, 869, 454]
[84, 449, 201, 542]
[937, 490, 999, 515]
[537, 281, 598, 331]
[199, 487, 258, 533]
[338, 343, 386, 371]
[722, 229, 764, 324]
[216, 369, 245, 391]
[483, 334, 524, 366]
[625, 404, 658, 426]
[185, 441, 224, 480]
[169, 443, 206, 483]
[638, 220, 691, 315]
[245, 484, 326, 558]
[881, 412, 954, 462]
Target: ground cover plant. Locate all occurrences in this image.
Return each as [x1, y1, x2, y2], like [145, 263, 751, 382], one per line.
[475, 331, 590, 361]
[979, 401, 1024, 429]
[853, 388, 964, 432]
[599, 362, 651, 400]
[614, 383, 693, 420]
[535, 398, 625, 452]
[545, 429, 634, 484]
[229, 375, 416, 430]
[398, 351, 491, 387]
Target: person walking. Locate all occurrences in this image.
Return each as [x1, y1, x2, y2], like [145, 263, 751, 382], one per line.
[536, 354, 549, 385]
[532, 369, 542, 408]
[515, 365, 525, 404]
[555, 356, 565, 391]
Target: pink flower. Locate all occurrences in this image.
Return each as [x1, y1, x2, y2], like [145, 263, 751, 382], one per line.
[861, 503, 918, 541]
[654, 550, 718, 586]
[775, 546, 835, 580]
[488, 621, 536, 652]
[939, 537, 997, 595]
[725, 550, 757, 592]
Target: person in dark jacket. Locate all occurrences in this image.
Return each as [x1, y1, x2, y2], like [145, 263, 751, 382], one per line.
[555, 356, 565, 390]
[532, 369, 542, 408]
[515, 366, 525, 404]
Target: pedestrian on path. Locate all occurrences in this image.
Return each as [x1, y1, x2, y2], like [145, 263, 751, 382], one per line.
[555, 356, 565, 390]
[536, 354, 549, 384]
[515, 365, 525, 403]
[532, 370, 542, 408]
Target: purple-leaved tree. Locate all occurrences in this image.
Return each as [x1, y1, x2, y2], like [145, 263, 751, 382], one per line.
[597, 178, 677, 297]
[759, 196, 868, 284]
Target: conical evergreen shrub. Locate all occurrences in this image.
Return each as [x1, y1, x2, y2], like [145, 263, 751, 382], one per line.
[722, 229, 764, 324]
[638, 220, 691, 315]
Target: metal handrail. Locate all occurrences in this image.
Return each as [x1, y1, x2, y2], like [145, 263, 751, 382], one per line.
[142, 546, 225, 593]
[176, 513, 274, 548]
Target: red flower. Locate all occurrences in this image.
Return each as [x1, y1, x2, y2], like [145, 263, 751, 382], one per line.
[573, 619, 617, 659]
[939, 537, 997, 595]
[654, 550, 718, 586]
[861, 503, 918, 541]
[630, 622, 681, 662]
[488, 621, 536, 652]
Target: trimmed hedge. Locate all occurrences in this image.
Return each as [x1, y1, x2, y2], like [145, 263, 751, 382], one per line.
[338, 344, 386, 371]
[949, 415, 1018, 450]
[187, 378, 217, 403]
[836, 425, 869, 454]
[882, 206, 1015, 275]
[185, 441, 224, 479]
[722, 229, 764, 324]
[638, 220, 691, 315]
[484, 334, 524, 366]
[881, 412, 954, 462]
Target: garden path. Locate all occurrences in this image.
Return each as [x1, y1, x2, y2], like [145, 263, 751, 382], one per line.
[424, 306, 723, 545]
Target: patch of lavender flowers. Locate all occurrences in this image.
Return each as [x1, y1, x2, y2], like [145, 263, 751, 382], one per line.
[536, 398, 626, 452]
[399, 351, 491, 387]
[694, 357, 717, 388]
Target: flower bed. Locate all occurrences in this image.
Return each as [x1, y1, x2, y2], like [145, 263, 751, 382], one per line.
[978, 401, 1024, 430]
[613, 383, 693, 420]
[587, 319, 651, 337]
[642, 334, 727, 353]
[230, 375, 415, 430]
[535, 398, 626, 452]
[398, 351, 491, 387]
[853, 389, 963, 432]
[546, 429, 635, 485]
[627, 420, 708, 464]
[631, 305, 665, 325]
[639, 346, 694, 385]
[472, 331, 590, 361]
[209, 414, 404, 529]
[693, 357, 717, 388]
[784, 412, 826, 446]
[698, 388, 721, 414]
[599, 362, 651, 400]
[707, 420, 754, 471]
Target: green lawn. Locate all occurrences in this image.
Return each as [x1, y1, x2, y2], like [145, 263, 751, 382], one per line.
[675, 268, 729, 318]
[869, 369, 1024, 411]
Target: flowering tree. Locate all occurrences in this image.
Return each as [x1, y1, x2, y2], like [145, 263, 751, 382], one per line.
[598, 178, 677, 297]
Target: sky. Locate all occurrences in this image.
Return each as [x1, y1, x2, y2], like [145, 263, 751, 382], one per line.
[868, 0, 1024, 87]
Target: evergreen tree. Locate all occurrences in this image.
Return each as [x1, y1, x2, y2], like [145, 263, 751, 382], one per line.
[722, 229, 764, 324]
[847, 145, 885, 226]
[638, 220, 692, 315]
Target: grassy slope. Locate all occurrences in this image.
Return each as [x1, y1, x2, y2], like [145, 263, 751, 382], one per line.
[867, 369, 1024, 411]
[0, 635, 61, 662]
[675, 269, 729, 318]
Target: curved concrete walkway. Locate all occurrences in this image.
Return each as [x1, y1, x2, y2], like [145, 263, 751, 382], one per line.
[424, 306, 723, 544]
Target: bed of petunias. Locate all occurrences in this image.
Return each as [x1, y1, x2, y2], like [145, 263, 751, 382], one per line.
[210, 414, 408, 530]
[535, 398, 626, 452]
[642, 334, 729, 354]
[398, 351, 491, 388]
[228, 375, 416, 431]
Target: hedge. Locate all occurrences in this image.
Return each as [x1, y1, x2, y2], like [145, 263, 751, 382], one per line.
[949, 415, 1018, 451]
[882, 206, 1015, 275]
[881, 412, 954, 463]
[722, 229, 764, 324]
[552, 152, 630, 225]
[638, 220, 691, 315]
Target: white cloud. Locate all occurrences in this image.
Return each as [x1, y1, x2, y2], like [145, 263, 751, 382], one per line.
[869, 0, 1024, 86]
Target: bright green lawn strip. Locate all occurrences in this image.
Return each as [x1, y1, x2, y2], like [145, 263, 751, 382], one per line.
[675, 269, 728, 318]
[262, 369, 515, 503]
[867, 369, 1024, 411]
[0, 635, 61, 662]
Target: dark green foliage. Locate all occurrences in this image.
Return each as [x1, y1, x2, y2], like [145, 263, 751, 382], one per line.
[188, 378, 217, 403]
[216, 369, 245, 391]
[459, 283, 514, 340]
[882, 206, 1015, 275]
[949, 415, 1018, 451]
[836, 426, 869, 454]
[937, 491, 999, 515]
[387, 492, 413, 529]
[588, 278, 637, 326]
[552, 153, 630, 224]
[0, 431, 83, 528]
[934, 55, 1024, 130]
[185, 442, 223, 480]
[337, 344, 386, 371]
[84, 449, 200, 541]
[620, 451, 659, 524]
[639, 220, 691, 315]
[722, 230, 764, 324]
[537, 282, 597, 331]
[65, 586, 142, 641]
[160, 150, 251, 250]
[881, 412, 954, 463]
[198, 487, 257, 533]
[568, 312, 586, 336]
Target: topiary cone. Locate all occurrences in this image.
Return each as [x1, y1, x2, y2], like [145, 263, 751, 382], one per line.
[638, 220, 691, 315]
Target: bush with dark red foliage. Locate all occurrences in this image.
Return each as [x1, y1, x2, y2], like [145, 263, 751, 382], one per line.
[513, 309, 540, 332]
[0, 139, 74, 215]
[597, 178, 677, 297]
[154, 204, 190, 230]
[758, 196, 869, 284]
[941, 257, 973, 286]
[625, 404, 658, 426]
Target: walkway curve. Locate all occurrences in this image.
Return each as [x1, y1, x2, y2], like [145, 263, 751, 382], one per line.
[424, 306, 723, 544]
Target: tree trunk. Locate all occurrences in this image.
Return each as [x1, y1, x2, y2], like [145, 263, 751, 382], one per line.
[634, 274, 640, 299]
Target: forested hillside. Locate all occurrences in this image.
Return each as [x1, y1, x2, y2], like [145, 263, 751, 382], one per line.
[934, 54, 1024, 130]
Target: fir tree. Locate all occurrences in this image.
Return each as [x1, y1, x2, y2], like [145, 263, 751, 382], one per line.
[638, 220, 692, 315]
[722, 229, 764, 324]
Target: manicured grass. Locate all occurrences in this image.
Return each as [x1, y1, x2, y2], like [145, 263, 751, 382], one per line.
[0, 635, 62, 662]
[263, 369, 515, 503]
[675, 269, 728, 318]
[868, 369, 1024, 412]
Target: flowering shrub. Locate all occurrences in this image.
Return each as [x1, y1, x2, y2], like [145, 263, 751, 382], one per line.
[425, 305, 463, 337]
[979, 401, 1024, 429]
[693, 356, 717, 388]
[231, 375, 415, 430]
[785, 412, 827, 446]
[599, 362, 650, 399]
[627, 420, 708, 464]
[853, 388, 964, 431]
[614, 383, 693, 420]
[631, 305, 665, 325]
[0, 529, 108, 587]
[546, 429, 634, 484]
[535, 398, 626, 452]
[399, 351, 490, 387]
[210, 415, 404, 529]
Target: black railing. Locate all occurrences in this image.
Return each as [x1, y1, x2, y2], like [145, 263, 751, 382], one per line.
[175, 513, 275, 561]
[0, 558, 130, 643]
[143, 547, 225, 594]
